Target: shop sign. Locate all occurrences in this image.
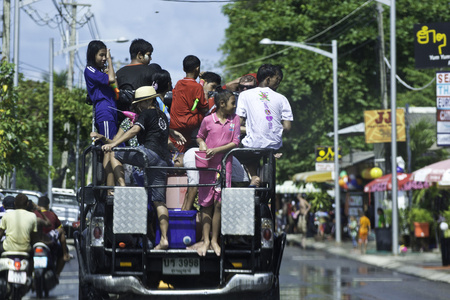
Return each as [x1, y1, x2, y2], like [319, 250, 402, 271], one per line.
[437, 71, 450, 146]
[315, 146, 341, 162]
[415, 22, 450, 69]
[364, 109, 406, 144]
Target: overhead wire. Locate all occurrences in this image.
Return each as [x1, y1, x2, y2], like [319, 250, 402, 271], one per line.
[304, 0, 375, 42]
[224, 0, 377, 70]
[384, 57, 435, 91]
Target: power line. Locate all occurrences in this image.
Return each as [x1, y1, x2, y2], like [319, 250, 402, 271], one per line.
[304, 0, 375, 42]
[384, 57, 435, 91]
[224, 47, 292, 70]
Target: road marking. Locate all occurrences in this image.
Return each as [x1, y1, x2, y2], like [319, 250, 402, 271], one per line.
[353, 278, 403, 282]
[59, 278, 79, 284]
[24, 297, 72, 300]
[60, 271, 79, 276]
[292, 255, 326, 261]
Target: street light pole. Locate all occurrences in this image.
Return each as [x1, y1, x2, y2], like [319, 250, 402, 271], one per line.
[260, 38, 341, 243]
[376, 0, 398, 255]
[48, 38, 54, 207]
[389, 0, 398, 256]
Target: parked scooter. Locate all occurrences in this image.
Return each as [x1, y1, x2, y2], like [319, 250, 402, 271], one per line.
[0, 251, 32, 300]
[32, 242, 58, 298]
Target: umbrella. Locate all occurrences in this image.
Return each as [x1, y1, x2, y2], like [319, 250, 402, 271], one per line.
[292, 171, 334, 183]
[412, 159, 450, 183]
[364, 173, 429, 192]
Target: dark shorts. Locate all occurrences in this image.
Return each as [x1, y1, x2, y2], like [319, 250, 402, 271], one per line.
[96, 120, 118, 140]
[115, 145, 168, 203]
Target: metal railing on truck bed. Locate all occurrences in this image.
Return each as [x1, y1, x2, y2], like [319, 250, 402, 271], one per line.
[76, 145, 282, 295]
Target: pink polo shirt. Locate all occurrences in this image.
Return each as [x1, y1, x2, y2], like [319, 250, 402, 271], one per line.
[197, 113, 241, 207]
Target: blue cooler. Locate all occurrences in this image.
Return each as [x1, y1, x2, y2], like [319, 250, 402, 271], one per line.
[155, 210, 197, 249]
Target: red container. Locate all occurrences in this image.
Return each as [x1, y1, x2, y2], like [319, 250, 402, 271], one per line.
[195, 151, 211, 168]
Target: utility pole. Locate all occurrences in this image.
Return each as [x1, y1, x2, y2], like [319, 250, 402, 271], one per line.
[377, 3, 388, 110]
[2, 0, 11, 61]
[62, 1, 91, 90]
[374, 3, 388, 182]
[68, 0, 76, 91]
[61, 1, 90, 189]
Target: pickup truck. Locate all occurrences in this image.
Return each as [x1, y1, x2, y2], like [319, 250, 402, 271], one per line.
[75, 146, 285, 299]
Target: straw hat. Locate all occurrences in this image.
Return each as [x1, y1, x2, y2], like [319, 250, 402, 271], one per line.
[132, 86, 161, 105]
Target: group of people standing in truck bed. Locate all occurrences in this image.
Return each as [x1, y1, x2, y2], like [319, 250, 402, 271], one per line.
[84, 38, 293, 255]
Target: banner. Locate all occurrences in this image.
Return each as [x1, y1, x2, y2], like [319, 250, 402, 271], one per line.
[415, 22, 450, 69]
[364, 109, 406, 144]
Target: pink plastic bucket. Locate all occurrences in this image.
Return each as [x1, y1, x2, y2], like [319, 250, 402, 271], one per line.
[195, 151, 211, 168]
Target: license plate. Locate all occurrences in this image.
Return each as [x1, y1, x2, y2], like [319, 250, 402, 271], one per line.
[34, 256, 48, 268]
[8, 270, 27, 284]
[162, 258, 200, 275]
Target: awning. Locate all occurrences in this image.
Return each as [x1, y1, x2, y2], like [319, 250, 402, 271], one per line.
[363, 173, 429, 192]
[293, 171, 334, 183]
[276, 181, 320, 194]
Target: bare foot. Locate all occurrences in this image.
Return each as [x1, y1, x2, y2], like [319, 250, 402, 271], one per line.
[63, 253, 71, 262]
[250, 176, 260, 187]
[196, 241, 210, 256]
[154, 238, 169, 250]
[187, 241, 204, 251]
[210, 241, 221, 256]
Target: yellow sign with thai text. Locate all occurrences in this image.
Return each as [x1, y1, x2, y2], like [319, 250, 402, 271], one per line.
[364, 109, 406, 144]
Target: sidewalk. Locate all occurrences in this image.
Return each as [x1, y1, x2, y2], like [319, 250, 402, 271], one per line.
[286, 234, 450, 284]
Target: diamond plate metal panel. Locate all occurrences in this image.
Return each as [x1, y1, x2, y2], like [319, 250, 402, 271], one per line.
[221, 188, 255, 236]
[113, 187, 147, 234]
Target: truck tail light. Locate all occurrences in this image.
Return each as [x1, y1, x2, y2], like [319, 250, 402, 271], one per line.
[14, 259, 21, 271]
[261, 218, 274, 248]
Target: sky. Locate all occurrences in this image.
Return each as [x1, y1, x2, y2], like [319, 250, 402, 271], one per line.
[6, 0, 230, 87]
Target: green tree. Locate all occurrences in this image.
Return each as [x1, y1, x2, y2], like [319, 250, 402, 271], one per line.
[220, 0, 443, 182]
[0, 60, 93, 191]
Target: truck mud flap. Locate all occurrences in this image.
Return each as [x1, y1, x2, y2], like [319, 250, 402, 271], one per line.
[273, 232, 286, 276]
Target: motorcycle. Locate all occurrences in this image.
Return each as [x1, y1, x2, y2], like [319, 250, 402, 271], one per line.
[0, 251, 32, 300]
[32, 242, 58, 298]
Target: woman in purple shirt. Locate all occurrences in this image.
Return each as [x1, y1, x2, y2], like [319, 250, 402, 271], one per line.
[84, 40, 118, 140]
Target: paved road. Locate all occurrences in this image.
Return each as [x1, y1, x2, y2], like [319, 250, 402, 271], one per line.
[280, 245, 450, 300]
[24, 243, 79, 299]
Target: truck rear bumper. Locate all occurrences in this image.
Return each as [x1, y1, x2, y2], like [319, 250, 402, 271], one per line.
[83, 272, 274, 296]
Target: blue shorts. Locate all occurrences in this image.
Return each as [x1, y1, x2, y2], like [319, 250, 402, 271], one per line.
[115, 145, 168, 203]
[97, 120, 118, 140]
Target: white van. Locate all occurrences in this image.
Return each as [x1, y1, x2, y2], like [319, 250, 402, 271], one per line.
[51, 188, 78, 237]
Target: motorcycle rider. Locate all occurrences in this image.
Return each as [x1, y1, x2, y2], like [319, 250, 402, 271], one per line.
[33, 196, 71, 276]
[0, 193, 38, 255]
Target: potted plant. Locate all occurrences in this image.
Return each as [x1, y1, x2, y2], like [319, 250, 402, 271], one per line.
[409, 208, 434, 238]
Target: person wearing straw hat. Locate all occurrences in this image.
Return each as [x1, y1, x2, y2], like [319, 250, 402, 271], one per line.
[102, 86, 172, 250]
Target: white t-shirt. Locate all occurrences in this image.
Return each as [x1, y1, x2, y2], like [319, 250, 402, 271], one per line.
[236, 87, 293, 150]
[0, 209, 37, 252]
[184, 147, 249, 184]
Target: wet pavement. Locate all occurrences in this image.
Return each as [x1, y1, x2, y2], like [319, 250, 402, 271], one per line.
[280, 241, 450, 299]
[286, 234, 450, 284]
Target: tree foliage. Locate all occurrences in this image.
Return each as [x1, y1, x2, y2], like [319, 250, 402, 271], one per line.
[0, 60, 92, 191]
[220, 0, 444, 182]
